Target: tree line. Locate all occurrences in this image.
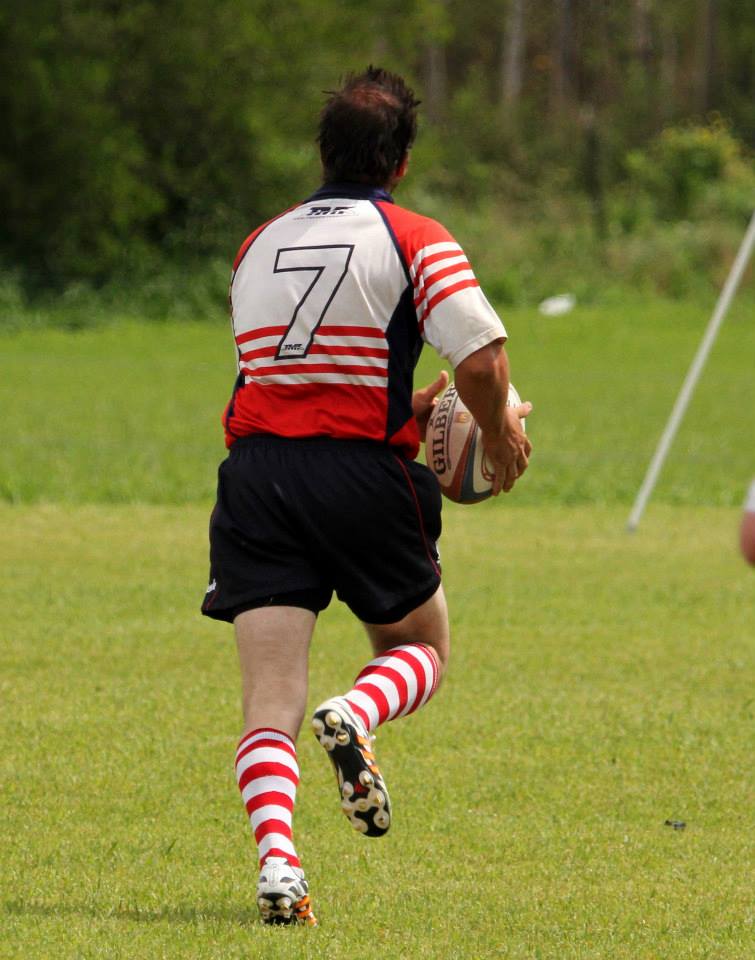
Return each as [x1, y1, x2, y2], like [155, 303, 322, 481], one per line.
[0, 0, 752, 288]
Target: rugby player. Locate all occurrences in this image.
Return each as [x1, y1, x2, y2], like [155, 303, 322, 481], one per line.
[201, 66, 532, 926]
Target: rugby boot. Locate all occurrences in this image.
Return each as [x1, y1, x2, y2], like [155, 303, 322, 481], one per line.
[311, 696, 391, 837]
[256, 857, 318, 926]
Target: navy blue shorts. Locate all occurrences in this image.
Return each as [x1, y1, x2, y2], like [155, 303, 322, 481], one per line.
[201, 436, 442, 625]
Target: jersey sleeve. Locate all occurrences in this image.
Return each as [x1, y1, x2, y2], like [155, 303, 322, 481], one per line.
[382, 204, 507, 368]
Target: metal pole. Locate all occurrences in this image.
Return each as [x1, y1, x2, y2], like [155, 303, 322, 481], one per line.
[627, 210, 755, 532]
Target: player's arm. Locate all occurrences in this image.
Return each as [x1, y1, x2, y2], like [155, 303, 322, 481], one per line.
[454, 340, 532, 495]
[383, 206, 531, 486]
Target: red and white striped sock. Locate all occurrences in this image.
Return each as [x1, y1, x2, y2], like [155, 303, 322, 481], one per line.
[235, 728, 301, 868]
[344, 643, 440, 733]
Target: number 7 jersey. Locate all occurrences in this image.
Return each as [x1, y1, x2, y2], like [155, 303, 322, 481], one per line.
[224, 183, 507, 459]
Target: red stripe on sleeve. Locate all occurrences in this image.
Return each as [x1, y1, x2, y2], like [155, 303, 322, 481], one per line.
[420, 278, 480, 327]
[414, 261, 473, 309]
[412, 249, 465, 287]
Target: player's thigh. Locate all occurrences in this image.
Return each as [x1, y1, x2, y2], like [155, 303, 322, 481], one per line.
[362, 584, 450, 672]
[315, 448, 443, 625]
[202, 440, 331, 623]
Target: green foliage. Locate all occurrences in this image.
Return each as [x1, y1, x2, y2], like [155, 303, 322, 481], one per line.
[0, 0, 350, 286]
[624, 121, 755, 221]
[0, 1, 164, 282]
[0, 257, 230, 332]
[1, 0, 753, 296]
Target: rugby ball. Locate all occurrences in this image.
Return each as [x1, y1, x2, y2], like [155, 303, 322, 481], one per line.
[425, 381, 525, 504]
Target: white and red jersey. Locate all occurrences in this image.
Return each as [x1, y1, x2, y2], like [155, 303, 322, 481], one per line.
[224, 183, 506, 458]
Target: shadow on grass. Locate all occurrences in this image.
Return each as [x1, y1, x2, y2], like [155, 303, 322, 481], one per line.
[4, 899, 256, 926]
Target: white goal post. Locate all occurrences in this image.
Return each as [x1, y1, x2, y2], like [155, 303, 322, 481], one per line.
[627, 209, 755, 532]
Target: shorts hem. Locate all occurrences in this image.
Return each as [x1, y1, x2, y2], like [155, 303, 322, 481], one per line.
[201, 586, 332, 623]
[351, 577, 441, 626]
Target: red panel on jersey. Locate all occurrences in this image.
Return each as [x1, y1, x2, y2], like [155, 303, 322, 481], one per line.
[375, 201, 455, 268]
[225, 382, 396, 447]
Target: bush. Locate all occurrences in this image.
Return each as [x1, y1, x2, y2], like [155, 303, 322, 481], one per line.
[0, 257, 230, 332]
[624, 120, 754, 222]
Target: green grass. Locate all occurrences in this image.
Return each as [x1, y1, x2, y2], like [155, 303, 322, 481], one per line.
[1, 293, 753, 956]
[0, 293, 753, 506]
[1, 502, 753, 958]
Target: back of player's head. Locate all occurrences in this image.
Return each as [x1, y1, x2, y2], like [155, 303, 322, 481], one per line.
[318, 66, 420, 187]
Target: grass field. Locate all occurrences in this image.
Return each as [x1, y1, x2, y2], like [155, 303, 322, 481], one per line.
[1, 293, 754, 958]
[2, 503, 753, 959]
[1, 294, 753, 506]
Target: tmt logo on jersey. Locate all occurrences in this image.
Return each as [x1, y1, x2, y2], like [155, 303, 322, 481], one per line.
[295, 204, 357, 220]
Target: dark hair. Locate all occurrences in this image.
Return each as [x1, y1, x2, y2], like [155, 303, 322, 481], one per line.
[318, 66, 420, 186]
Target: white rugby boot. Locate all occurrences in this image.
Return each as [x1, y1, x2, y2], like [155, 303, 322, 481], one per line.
[256, 857, 317, 926]
[311, 696, 391, 837]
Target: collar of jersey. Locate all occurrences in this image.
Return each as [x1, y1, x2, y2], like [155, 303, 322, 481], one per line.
[306, 182, 394, 204]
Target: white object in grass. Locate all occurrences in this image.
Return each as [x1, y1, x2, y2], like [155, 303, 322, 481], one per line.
[538, 293, 576, 316]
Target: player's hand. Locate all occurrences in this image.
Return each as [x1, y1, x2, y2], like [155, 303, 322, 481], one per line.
[482, 401, 532, 495]
[413, 370, 450, 436]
